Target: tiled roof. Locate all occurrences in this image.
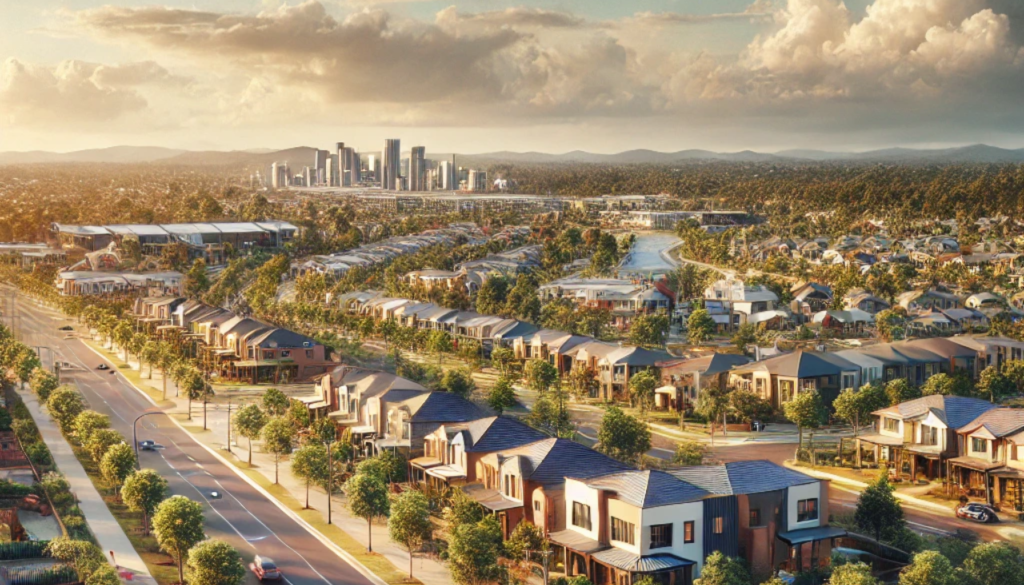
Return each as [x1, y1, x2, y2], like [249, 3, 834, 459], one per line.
[959, 408, 1024, 437]
[465, 417, 548, 453]
[670, 461, 816, 495]
[591, 549, 694, 572]
[403, 392, 484, 423]
[873, 395, 996, 429]
[501, 438, 632, 486]
[582, 470, 709, 508]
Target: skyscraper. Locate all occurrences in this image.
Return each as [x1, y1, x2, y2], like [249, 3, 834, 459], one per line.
[438, 160, 456, 191]
[409, 146, 426, 191]
[382, 139, 400, 190]
[336, 142, 345, 187]
[314, 149, 329, 186]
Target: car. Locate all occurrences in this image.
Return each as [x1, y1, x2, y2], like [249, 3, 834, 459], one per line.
[209, 491, 222, 500]
[956, 502, 999, 523]
[250, 556, 282, 581]
[138, 440, 157, 452]
[58, 325, 73, 331]
[96, 364, 109, 371]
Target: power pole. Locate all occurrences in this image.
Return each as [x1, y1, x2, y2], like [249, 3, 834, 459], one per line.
[226, 399, 232, 453]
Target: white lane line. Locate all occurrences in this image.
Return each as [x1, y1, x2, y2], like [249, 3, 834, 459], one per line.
[173, 469, 259, 550]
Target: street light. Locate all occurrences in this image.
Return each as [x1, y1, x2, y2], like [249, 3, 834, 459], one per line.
[132, 411, 168, 469]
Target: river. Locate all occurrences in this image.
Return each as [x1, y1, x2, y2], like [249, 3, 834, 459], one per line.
[618, 232, 680, 276]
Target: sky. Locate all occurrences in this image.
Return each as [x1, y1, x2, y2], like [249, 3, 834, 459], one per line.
[1, 0, 1023, 154]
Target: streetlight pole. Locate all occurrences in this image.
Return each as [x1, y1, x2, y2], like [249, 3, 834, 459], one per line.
[132, 411, 167, 469]
[226, 398, 232, 453]
[327, 440, 333, 525]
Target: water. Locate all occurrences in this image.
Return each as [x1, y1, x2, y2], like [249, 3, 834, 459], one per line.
[618, 233, 680, 276]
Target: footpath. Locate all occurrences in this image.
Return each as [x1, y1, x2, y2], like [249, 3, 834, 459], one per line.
[16, 385, 156, 584]
[85, 342, 454, 585]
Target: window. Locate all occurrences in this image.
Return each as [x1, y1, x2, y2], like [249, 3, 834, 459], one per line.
[306, 350, 314, 359]
[610, 518, 635, 545]
[281, 350, 291, 358]
[749, 509, 762, 527]
[713, 517, 724, 534]
[572, 502, 592, 531]
[683, 521, 694, 543]
[650, 524, 672, 549]
[797, 498, 819, 522]
[972, 437, 988, 453]
[922, 425, 938, 446]
[534, 500, 541, 512]
[884, 418, 899, 433]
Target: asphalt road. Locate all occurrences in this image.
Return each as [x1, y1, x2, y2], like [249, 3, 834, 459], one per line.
[4, 290, 376, 585]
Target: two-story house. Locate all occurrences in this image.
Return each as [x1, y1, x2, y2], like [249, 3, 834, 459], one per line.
[656, 354, 752, 412]
[949, 408, 1024, 507]
[729, 351, 860, 409]
[597, 346, 673, 402]
[858, 395, 997, 480]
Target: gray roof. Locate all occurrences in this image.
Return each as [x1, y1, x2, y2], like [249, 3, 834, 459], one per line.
[591, 549, 695, 573]
[873, 395, 997, 428]
[959, 408, 1024, 437]
[465, 417, 548, 453]
[657, 353, 751, 376]
[581, 470, 709, 508]
[738, 350, 858, 378]
[402, 392, 484, 423]
[670, 461, 817, 495]
[502, 438, 632, 486]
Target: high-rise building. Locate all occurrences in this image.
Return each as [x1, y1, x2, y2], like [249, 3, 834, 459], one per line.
[468, 169, 488, 192]
[342, 147, 360, 186]
[314, 149, 330, 186]
[438, 160, 456, 191]
[350, 151, 362, 185]
[366, 154, 376, 181]
[409, 146, 426, 191]
[382, 139, 400, 190]
[335, 142, 345, 187]
[326, 154, 339, 187]
[271, 162, 281, 189]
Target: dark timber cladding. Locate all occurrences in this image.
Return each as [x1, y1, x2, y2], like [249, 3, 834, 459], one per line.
[703, 495, 739, 559]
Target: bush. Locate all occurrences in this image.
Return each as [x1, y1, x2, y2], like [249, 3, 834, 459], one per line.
[0, 408, 12, 432]
[0, 540, 48, 561]
[0, 480, 33, 498]
[24, 442, 52, 467]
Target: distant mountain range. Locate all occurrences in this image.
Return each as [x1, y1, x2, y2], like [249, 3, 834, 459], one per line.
[3, 143, 1024, 167]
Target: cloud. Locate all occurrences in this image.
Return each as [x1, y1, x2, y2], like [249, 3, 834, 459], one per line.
[618, 1, 776, 28]
[434, 6, 585, 31]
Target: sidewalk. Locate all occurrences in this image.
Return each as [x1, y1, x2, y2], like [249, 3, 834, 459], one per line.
[95, 344, 453, 585]
[783, 461, 955, 515]
[16, 386, 156, 584]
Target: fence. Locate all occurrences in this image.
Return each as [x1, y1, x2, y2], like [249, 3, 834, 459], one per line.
[0, 564, 77, 585]
[0, 540, 49, 561]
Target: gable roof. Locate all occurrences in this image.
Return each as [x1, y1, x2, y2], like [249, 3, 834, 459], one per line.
[958, 408, 1024, 437]
[400, 392, 484, 423]
[872, 395, 997, 429]
[734, 350, 858, 378]
[465, 416, 549, 453]
[656, 353, 751, 376]
[495, 438, 632, 486]
[669, 461, 817, 495]
[581, 470, 709, 508]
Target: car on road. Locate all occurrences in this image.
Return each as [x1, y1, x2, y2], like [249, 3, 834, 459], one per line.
[138, 440, 157, 452]
[250, 556, 282, 581]
[96, 364, 109, 370]
[956, 502, 999, 523]
[58, 325, 73, 331]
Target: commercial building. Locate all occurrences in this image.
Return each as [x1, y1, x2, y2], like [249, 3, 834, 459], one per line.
[382, 139, 401, 190]
[409, 146, 426, 191]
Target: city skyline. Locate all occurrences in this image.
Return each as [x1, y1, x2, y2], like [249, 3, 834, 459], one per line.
[2, 0, 1024, 153]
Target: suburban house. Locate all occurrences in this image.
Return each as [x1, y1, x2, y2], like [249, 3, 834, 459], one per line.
[597, 346, 673, 402]
[703, 279, 788, 329]
[790, 283, 832, 315]
[949, 408, 1024, 508]
[843, 290, 891, 314]
[539, 278, 672, 330]
[729, 351, 860, 409]
[56, 271, 183, 297]
[897, 289, 961, 312]
[857, 395, 997, 480]
[656, 354, 752, 412]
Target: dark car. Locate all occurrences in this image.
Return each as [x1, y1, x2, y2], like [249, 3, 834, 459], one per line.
[250, 556, 282, 581]
[956, 502, 999, 523]
[58, 325, 74, 331]
[138, 440, 157, 452]
[96, 364, 109, 371]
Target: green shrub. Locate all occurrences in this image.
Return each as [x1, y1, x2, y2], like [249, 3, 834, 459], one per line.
[0, 408, 12, 431]
[25, 442, 52, 467]
[0, 480, 33, 498]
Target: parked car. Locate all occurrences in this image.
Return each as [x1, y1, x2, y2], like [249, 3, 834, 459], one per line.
[250, 556, 282, 581]
[96, 364, 109, 371]
[956, 502, 998, 523]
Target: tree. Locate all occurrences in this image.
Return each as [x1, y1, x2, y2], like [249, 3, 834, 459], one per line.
[728, 389, 773, 424]
[731, 323, 757, 352]
[153, 495, 206, 585]
[448, 515, 503, 585]
[504, 520, 547, 562]
[695, 385, 730, 446]
[476, 276, 509, 316]
[388, 490, 432, 579]
[900, 550, 958, 585]
[855, 469, 905, 542]
[978, 365, 1014, 403]
[631, 314, 670, 348]
[292, 443, 329, 509]
[440, 368, 475, 399]
[830, 562, 879, 585]
[567, 366, 599, 401]
[597, 407, 650, 467]
[187, 539, 245, 585]
[490, 346, 518, 378]
[628, 369, 658, 419]
[959, 542, 1024, 585]
[487, 376, 517, 414]
[783, 390, 825, 452]
[261, 388, 290, 417]
[523, 359, 559, 394]
[122, 469, 168, 536]
[46, 386, 85, 432]
[673, 440, 707, 466]
[45, 537, 104, 580]
[29, 368, 59, 402]
[576, 305, 612, 339]
[233, 404, 267, 465]
[262, 417, 295, 484]
[886, 378, 920, 406]
[73, 410, 110, 444]
[100, 442, 136, 494]
[86, 429, 124, 465]
[344, 472, 390, 552]
[86, 565, 122, 585]
[876, 309, 907, 342]
[443, 488, 485, 529]
[834, 384, 887, 436]
[427, 330, 453, 366]
[687, 309, 717, 345]
[694, 551, 750, 585]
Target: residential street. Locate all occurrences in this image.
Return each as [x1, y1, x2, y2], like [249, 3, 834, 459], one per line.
[4, 289, 380, 585]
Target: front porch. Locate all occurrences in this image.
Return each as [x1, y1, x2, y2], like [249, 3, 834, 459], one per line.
[548, 529, 694, 585]
[775, 525, 847, 574]
[946, 456, 1005, 504]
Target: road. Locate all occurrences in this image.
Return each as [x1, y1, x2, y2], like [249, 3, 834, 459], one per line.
[4, 290, 377, 585]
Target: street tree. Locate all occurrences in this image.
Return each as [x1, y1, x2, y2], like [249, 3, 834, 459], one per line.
[100, 442, 136, 495]
[345, 472, 390, 552]
[153, 495, 206, 585]
[886, 378, 920, 406]
[447, 515, 503, 585]
[261, 417, 295, 484]
[388, 489, 432, 579]
[687, 309, 717, 346]
[86, 429, 124, 464]
[899, 550, 958, 585]
[855, 469, 905, 542]
[29, 368, 59, 402]
[628, 369, 658, 419]
[187, 539, 245, 585]
[233, 404, 268, 465]
[523, 359, 559, 393]
[783, 390, 825, 452]
[978, 365, 1015, 403]
[261, 387, 290, 417]
[487, 376, 517, 414]
[731, 323, 757, 352]
[122, 469, 168, 536]
[490, 346, 518, 378]
[427, 330, 452, 367]
[46, 386, 85, 432]
[728, 389, 772, 425]
[567, 366, 599, 401]
[440, 368, 475, 399]
[695, 385, 730, 446]
[288, 398, 311, 430]
[631, 314, 670, 348]
[673, 440, 707, 466]
[73, 410, 110, 444]
[959, 542, 1024, 585]
[834, 384, 887, 436]
[292, 443, 329, 509]
[597, 407, 650, 467]
[830, 562, 879, 585]
[694, 551, 750, 585]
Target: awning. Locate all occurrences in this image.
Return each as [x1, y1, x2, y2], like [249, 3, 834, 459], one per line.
[948, 456, 1005, 472]
[375, 437, 411, 449]
[425, 465, 466, 480]
[856, 433, 904, 447]
[231, 358, 296, 367]
[462, 484, 522, 512]
[905, 444, 944, 458]
[777, 525, 847, 546]
[548, 529, 608, 554]
[349, 425, 375, 434]
[214, 349, 237, 355]
[592, 549, 695, 573]
[655, 385, 678, 395]
[409, 457, 441, 469]
[991, 468, 1024, 480]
